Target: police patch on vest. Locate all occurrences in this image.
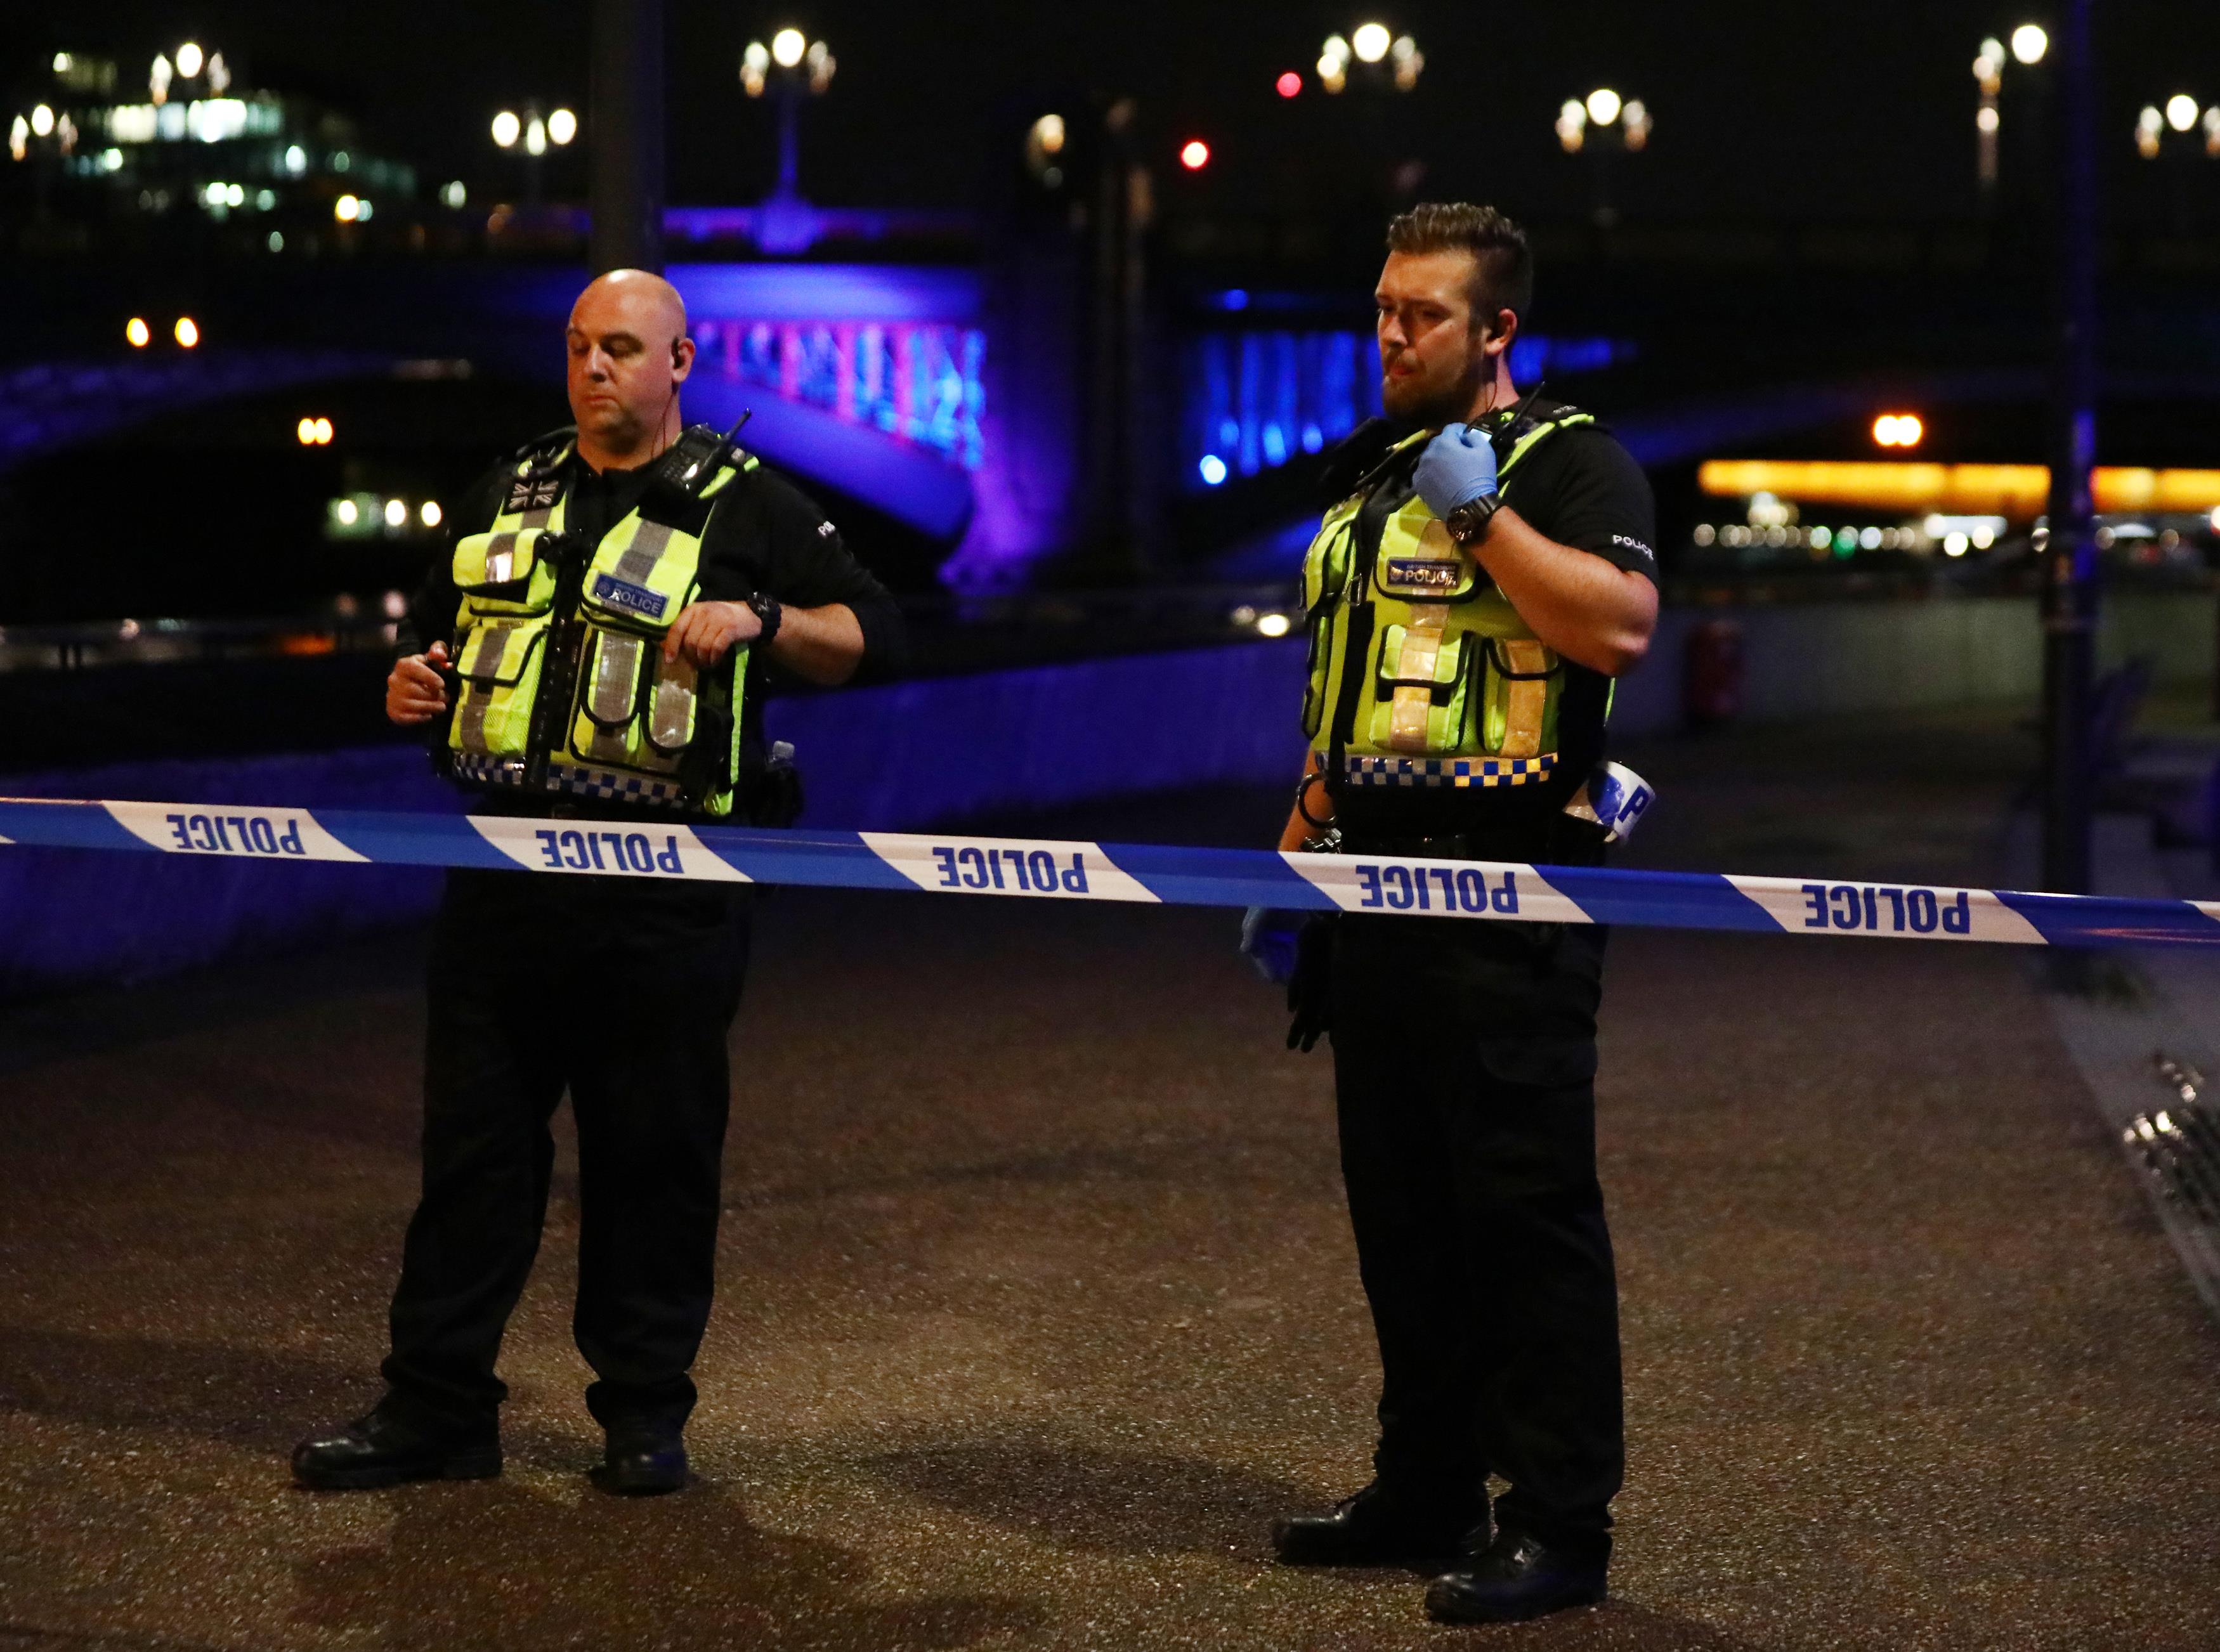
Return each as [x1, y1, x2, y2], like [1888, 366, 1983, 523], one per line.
[592, 573, 669, 621]
[1383, 557, 1463, 592]
[506, 476, 563, 513]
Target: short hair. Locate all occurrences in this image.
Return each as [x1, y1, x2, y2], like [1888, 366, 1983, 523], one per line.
[1384, 202, 1534, 331]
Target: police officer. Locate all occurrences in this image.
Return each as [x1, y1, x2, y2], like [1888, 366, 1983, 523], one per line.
[1253, 205, 1658, 1623]
[293, 270, 904, 1496]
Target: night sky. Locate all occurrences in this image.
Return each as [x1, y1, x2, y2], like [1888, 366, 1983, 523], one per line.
[15, 3, 2220, 228]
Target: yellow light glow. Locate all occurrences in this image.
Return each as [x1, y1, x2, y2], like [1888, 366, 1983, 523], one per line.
[336, 498, 358, 526]
[313, 417, 333, 444]
[1585, 88, 1622, 127]
[174, 316, 199, 348]
[1035, 113, 1066, 155]
[2009, 23, 2047, 65]
[297, 417, 317, 445]
[1872, 412, 1923, 448]
[1256, 611, 1292, 638]
[491, 109, 521, 148]
[1700, 460, 2220, 518]
[334, 194, 360, 223]
[548, 107, 577, 145]
[126, 316, 151, 348]
[421, 500, 443, 528]
[30, 104, 55, 138]
[1352, 23, 1392, 63]
[384, 498, 407, 528]
[2166, 93, 2198, 133]
[772, 29, 807, 68]
[176, 41, 204, 77]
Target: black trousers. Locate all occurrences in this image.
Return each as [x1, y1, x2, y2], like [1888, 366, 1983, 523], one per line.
[1328, 911, 1624, 1554]
[381, 868, 752, 1436]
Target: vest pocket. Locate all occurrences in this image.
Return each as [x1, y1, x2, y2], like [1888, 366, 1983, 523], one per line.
[1301, 607, 1338, 740]
[449, 615, 550, 757]
[568, 622, 696, 775]
[1368, 625, 1473, 753]
[1480, 637, 1560, 758]
[453, 529, 560, 617]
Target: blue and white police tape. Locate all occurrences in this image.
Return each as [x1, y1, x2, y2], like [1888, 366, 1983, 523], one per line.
[1, 794, 2217, 949]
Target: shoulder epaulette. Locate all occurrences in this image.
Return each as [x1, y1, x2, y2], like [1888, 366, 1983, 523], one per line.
[505, 426, 577, 469]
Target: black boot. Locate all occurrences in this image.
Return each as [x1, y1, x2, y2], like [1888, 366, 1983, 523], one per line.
[291, 1407, 500, 1491]
[592, 1419, 688, 1496]
[1272, 1481, 1488, 1570]
[1425, 1530, 1609, 1624]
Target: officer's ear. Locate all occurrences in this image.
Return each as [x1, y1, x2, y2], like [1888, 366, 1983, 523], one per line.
[669, 334, 695, 386]
[1476, 307, 1518, 361]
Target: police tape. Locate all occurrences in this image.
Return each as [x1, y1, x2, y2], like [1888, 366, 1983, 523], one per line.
[1, 794, 2217, 949]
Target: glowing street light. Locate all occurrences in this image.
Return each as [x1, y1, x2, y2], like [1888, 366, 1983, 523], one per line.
[334, 193, 361, 222]
[2009, 23, 2047, 65]
[771, 28, 807, 68]
[1975, 27, 2047, 194]
[174, 316, 199, 349]
[492, 109, 521, 148]
[125, 317, 151, 348]
[1180, 138, 1211, 171]
[743, 27, 839, 222]
[30, 104, 54, 138]
[1352, 23, 1392, 63]
[1558, 88, 1651, 221]
[1316, 25, 1420, 94]
[1584, 87, 1622, 127]
[2166, 93, 2200, 133]
[176, 41, 204, 79]
[421, 500, 443, 528]
[547, 107, 577, 145]
[1872, 412, 1924, 449]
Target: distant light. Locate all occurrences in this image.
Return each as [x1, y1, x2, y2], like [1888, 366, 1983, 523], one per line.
[1322, 34, 1351, 65]
[1944, 531, 1971, 556]
[2009, 23, 2047, 65]
[1858, 526, 1883, 550]
[441, 180, 467, 208]
[1277, 70, 1303, 98]
[1873, 412, 1923, 448]
[1352, 23, 1392, 63]
[547, 107, 577, 145]
[1220, 288, 1250, 310]
[1971, 525, 1995, 549]
[1180, 138, 1210, 171]
[772, 28, 807, 68]
[421, 500, 443, 528]
[1033, 112, 1066, 155]
[2210, 506, 2220, 534]
[1585, 88, 1622, 127]
[384, 498, 407, 528]
[30, 105, 54, 138]
[1301, 424, 1324, 453]
[173, 316, 199, 348]
[525, 115, 547, 156]
[225, 182, 244, 207]
[2166, 93, 2198, 133]
[150, 55, 172, 104]
[176, 41, 204, 78]
[267, 230, 284, 252]
[53, 53, 73, 73]
[743, 41, 771, 71]
[8, 116, 25, 162]
[1199, 454, 1228, 485]
[334, 193, 360, 223]
[491, 109, 521, 148]
[255, 188, 274, 209]
[1392, 34, 1417, 61]
[1231, 605, 1258, 627]
[1976, 105, 2000, 134]
[297, 417, 318, 445]
[1317, 55, 1347, 91]
[1256, 611, 1293, 637]
[1810, 527, 1831, 549]
[126, 316, 151, 348]
[336, 498, 358, 526]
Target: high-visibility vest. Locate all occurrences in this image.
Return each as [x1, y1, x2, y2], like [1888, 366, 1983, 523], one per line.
[443, 429, 755, 816]
[1302, 406, 1596, 792]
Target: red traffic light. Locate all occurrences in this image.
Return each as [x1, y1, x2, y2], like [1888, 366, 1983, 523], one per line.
[1180, 138, 1210, 171]
[1276, 71, 1302, 98]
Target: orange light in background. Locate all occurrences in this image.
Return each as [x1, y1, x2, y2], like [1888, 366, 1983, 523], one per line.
[313, 417, 332, 444]
[296, 417, 334, 446]
[1872, 412, 1924, 448]
[174, 316, 200, 348]
[125, 316, 151, 348]
[1699, 459, 2220, 519]
[1179, 138, 1210, 170]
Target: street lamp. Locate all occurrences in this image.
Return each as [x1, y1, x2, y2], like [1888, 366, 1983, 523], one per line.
[2133, 91, 2219, 233]
[491, 101, 576, 204]
[1556, 88, 1651, 225]
[1973, 26, 2046, 195]
[1315, 24, 1422, 93]
[741, 27, 836, 227]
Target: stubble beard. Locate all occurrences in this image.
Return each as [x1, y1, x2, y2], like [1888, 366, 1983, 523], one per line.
[1380, 354, 1491, 430]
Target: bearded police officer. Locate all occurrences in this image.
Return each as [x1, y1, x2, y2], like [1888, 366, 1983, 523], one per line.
[1253, 205, 1658, 1623]
[293, 269, 904, 1496]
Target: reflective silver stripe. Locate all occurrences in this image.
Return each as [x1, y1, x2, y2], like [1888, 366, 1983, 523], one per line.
[455, 621, 517, 752]
[481, 531, 519, 584]
[587, 631, 645, 725]
[610, 519, 674, 592]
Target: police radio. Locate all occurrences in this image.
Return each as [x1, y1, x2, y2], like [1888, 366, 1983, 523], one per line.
[644, 411, 752, 507]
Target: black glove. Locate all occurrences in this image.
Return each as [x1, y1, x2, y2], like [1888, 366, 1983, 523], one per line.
[1285, 914, 1335, 1053]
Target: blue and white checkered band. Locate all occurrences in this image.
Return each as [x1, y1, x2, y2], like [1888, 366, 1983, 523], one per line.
[542, 761, 686, 806]
[1340, 752, 1558, 789]
[450, 751, 686, 807]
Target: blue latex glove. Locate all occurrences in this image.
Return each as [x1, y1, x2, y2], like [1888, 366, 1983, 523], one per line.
[1239, 906, 1305, 986]
[1413, 421, 1500, 519]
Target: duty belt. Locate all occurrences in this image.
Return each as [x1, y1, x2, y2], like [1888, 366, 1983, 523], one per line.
[1340, 752, 1558, 789]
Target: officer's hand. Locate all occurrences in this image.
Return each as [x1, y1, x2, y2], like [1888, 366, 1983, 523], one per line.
[1413, 421, 1500, 520]
[387, 642, 450, 725]
[665, 600, 761, 669]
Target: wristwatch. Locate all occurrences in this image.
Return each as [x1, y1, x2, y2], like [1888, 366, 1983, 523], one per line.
[1444, 492, 1503, 549]
[743, 591, 783, 646]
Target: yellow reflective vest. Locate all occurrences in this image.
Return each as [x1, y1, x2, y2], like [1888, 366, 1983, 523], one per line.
[443, 431, 754, 816]
[1302, 406, 1596, 792]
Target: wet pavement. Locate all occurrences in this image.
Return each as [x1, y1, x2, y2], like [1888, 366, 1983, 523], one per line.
[3, 708, 2218, 1650]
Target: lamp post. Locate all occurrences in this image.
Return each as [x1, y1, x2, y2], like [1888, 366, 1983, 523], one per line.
[1555, 88, 1651, 227]
[2134, 92, 2219, 234]
[1314, 23, 1423, 94]
[491, 101, 577, 207]
[1973, 24, 2047, 201]
[742, 25, 835, 249]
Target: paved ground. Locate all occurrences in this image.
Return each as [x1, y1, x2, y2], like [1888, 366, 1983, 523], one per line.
[3, 709, 2218, 1651]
